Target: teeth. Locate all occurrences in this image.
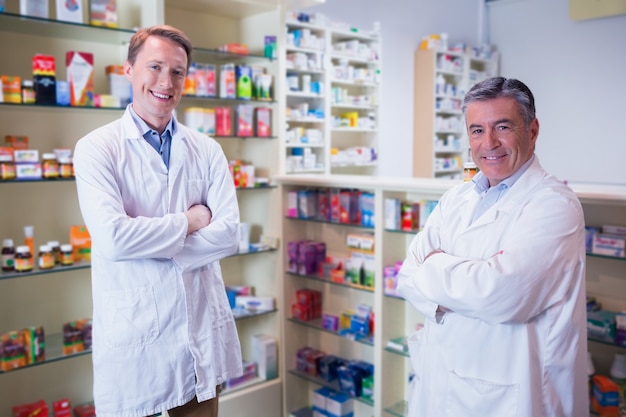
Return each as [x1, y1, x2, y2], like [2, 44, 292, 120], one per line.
[153, 92, 169, 99]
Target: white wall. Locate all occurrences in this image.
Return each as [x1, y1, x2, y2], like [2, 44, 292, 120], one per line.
[306, 0, 481, 178]
[488, 0, 626, 186]
[307, 0, 626, 185]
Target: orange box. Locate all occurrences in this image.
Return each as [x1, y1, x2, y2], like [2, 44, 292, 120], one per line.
[5, 135, 29, 149]
[591, 375, 620, 417]
[1, 75, 22, 103]
[70, 225, 91, 262]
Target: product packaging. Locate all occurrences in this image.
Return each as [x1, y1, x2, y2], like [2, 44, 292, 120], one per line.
[251, 334, 277, 379]
[56, 0, 83, 23]
[66, 51, 95, 106]
[1, 76, 22, 104]
[235, 104, 253, 137]
[20, 0, 48, 18]
[219, 64, 236, 99]
[89, 0, 117, 27]
[106, 65, 131, 106]
[12, 400, 49, 417]
[33, 54, 57, 105]
[235, 65, 252, 99]
[255, 107, 271, 137]
[215, 107, 232, 136]
[70, 225, 91, 262]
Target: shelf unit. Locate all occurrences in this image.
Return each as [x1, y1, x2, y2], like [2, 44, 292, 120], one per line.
[413, 48, 499, 179]
[1, 0, 287, 414]
[0, 2, 140, 409]
[276, 174, 626, 417]
[164, 1, 285, 415]
[282, 14, 382, 176]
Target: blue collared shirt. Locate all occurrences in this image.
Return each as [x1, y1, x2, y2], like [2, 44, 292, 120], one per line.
[471, 155, 535, 223]
[128, 105, 174, 169]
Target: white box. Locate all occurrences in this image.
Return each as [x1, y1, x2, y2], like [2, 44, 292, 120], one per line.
[235, 295, 275, 311]
[251, 334, 277, 379]
[592, 233, 625, 257]
[602, 224, 626, 236]
[20, 0, 48, 17]
[326, 392, 353, 417]
[56, 0, 83, 23]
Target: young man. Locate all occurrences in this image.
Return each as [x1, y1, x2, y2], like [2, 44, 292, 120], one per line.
[74, 25, 242, 417]
[398, 77, 588, 416]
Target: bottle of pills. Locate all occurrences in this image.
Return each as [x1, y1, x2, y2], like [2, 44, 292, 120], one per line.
[38, 244, 55, 270]
[463, 161, 478, 182]
[59, 157, 74, 178]
[14, 245, 34, 272]
[22, 80, 36, 104]
[42, 153, 60, 179]
[2, 239, 15, 272]
[0, 154, 16, 181]
[47, 240, 61, 264]
[60, 244, 74, 266]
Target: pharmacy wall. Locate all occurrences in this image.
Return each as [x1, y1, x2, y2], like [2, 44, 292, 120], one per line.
[308, 0, 626, 186]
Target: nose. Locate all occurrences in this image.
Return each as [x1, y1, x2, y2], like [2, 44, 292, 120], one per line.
[158, 71, 174, 89]
[484, 128, 501, 149]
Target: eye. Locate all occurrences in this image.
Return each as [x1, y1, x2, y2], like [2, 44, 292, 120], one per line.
[173, 69, 186, 77]
[470, 128, 483, 136]
[150, 64, 160, 71]
[496, 124, 511, 132]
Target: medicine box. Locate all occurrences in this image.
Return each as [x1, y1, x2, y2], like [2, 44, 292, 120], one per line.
[235, 296, 275, 311]
[66, 51, 95, 106]
[592, 233, 625, 257]
[251, 334, 277, 379]
[326, 392, 354, 417]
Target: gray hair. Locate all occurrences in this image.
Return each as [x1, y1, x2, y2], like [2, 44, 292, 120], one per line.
[462, 77, 536, 127]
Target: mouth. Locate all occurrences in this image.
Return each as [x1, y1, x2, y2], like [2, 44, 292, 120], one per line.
[151, 91, 171, 100]
[482, 155, 506, 161]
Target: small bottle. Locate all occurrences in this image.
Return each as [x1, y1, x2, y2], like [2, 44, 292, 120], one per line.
[38, 244, 55, 270]
[47, 240, 61, 264]
[21, 80, 36, 104]
[463, 161, 478, 182]
[42, 153, 60, 179]
[2, 239, 15, 272]
[59, 157, 74, 178]
[14, 245, 33, 272]
[0, 155, 16, 181]
[24, 226, 35, 257]
[60, 244, 74, 266]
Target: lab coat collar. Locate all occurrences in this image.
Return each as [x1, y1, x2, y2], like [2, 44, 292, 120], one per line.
[463, 156, 546, 229]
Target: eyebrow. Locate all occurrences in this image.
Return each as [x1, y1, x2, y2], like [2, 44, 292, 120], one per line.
[468, 118, 514, 131]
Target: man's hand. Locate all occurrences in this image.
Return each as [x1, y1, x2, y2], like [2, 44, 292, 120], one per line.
[185, 204, 212, 235]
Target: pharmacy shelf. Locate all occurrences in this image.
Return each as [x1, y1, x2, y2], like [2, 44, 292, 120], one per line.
[0, 333, 91, 375]
[288, 369, 374, 407]
[287, 317, 374, 346]
[0, 261, 91, 281]
[0, 11, 134, 44]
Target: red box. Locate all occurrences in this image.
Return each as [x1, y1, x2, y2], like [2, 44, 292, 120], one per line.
[255, 107, 271, 137]
[215, 107, 232, 136]
[53, 398, 71, 417]
[12, 400, 48, 417]
[73, 404, 96, 417]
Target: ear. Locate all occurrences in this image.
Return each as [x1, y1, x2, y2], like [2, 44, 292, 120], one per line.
[124, 60, 133, 82]
[529, 118, 539, 147]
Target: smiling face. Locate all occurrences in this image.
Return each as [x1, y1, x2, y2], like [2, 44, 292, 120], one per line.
[466, 97, 539, 187]
[124, 35, 188, 133]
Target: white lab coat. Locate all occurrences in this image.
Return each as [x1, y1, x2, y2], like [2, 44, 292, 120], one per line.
[397, 157, 588, 417]
[73, 107, 242, 417]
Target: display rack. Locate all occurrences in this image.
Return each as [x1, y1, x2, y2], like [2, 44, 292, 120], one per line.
[283, 13, 382, 176]
[413, 47, 499, 179]
[276, 174, 626, 417]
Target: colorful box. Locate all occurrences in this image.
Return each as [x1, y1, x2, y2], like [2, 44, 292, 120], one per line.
[89, 0, 117, 27]
[67, 51, 95, 106]
[1, 75, 21, 103]
[235, 104, 253, 137]
[251, 334, 277, 379]
[255, 107, 271, 137]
